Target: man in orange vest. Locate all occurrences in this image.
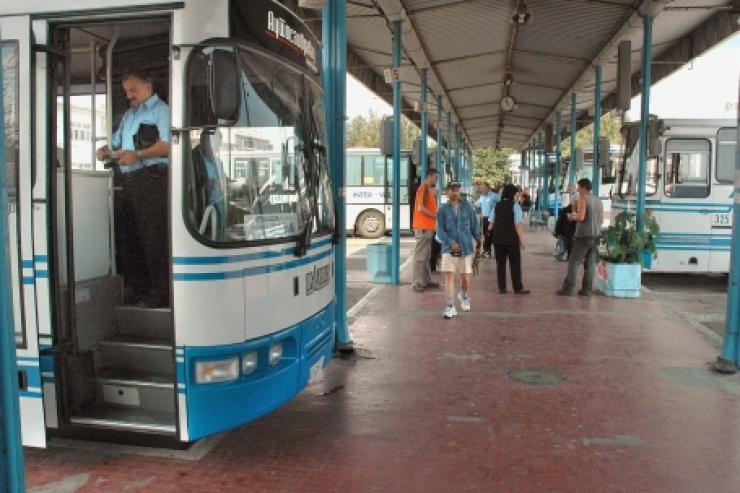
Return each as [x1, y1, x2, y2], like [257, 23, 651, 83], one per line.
[412, 168, 440, 292]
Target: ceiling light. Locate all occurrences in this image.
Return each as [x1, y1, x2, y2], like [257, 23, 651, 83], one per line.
[504, 73, 514, 86]
[511, 2, 532, 25]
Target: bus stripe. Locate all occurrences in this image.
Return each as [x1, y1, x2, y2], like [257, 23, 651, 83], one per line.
[174, 248, 333, 282]
[173, 237, 332, 265]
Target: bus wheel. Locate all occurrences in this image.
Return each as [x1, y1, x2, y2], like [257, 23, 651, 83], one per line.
[356, 210, 385, 239]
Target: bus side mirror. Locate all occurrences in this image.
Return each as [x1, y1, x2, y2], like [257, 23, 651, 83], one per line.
[210, 49, 240, 123]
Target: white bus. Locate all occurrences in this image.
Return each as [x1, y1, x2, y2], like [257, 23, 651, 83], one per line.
[613, 119, 736, 273]
[345, 147, 417, 238]
[3, 0, 336, 447]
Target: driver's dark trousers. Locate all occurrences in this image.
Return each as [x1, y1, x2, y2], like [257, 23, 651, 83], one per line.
[120, 164, 170, 305]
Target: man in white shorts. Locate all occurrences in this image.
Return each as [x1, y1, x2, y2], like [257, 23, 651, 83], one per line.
[436, 182, 480, 319]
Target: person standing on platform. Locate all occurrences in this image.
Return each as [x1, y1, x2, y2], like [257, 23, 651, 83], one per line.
[475, 182, 498, 258]
[557, 178, 604, 297]
[97, 67, 170, 307]
[412, 169, 440, 292]
[436, 182, 480, 319]
[489, 184, 530, 295]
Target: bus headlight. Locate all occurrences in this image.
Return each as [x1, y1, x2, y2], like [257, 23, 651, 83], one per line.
[195, 358, 239, 384]
[242, 351, 258, 376]
[269, 343, 283, 366]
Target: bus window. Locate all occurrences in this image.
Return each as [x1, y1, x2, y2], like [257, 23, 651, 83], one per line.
[184, 45, 321, 243]
[386, 155, 410, 204]
[716, 128, 737, 184]
[363, 155, 385, 186]
[2, 41, 18, 200]
[346, 155, 362, 186]
[664, 139, 710, 199]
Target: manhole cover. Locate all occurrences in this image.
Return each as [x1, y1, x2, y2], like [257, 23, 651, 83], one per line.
[507, 368, 566, 386]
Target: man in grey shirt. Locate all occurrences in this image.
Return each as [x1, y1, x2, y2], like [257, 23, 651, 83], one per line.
[557, 178, 603, 296]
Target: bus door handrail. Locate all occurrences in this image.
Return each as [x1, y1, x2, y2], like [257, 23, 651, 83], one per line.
[199, 204, 219, 241]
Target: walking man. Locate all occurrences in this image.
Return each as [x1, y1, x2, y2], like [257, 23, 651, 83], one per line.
[97, 67, 170, 307]
[412, 168, 440, 292]
[557, 178, 604, 296]
[475, 182, 499, 258]
[436, 182, 480, 319]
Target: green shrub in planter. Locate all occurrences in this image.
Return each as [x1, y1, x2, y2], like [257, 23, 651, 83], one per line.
[596, 212, 659, 298]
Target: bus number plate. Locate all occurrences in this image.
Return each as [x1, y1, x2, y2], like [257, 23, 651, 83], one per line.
[711, 212, 732, 228]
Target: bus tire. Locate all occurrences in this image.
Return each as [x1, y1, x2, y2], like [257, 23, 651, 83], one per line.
[356, 210, 385, 239]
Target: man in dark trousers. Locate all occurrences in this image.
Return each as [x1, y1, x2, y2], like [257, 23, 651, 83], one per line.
[557, 178, 604, 297]
[97, 68, 170, 307]
[488, 184, 529, 295]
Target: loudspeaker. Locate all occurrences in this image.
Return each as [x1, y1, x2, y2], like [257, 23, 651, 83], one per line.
[544, 125, 553, 151]
[599, 138, 611, 177]
[380, 116, 393, 156]
[412, 138, 422, 164]
[648, 118, 665, 157]
[617, 40, 632, 112]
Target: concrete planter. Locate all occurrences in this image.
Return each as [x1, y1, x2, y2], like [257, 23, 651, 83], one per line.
[596, 261, 641, 298]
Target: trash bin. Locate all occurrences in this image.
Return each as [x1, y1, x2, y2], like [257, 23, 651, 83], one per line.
[367, 243, 392, 284]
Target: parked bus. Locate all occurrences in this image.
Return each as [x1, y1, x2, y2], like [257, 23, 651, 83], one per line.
[2, 0, 336, 447]
[613, 119, 736, 273]
[345, 148, 417, 238]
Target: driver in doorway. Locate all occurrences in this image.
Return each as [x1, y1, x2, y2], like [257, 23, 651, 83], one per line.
[97, 67, 170, 308]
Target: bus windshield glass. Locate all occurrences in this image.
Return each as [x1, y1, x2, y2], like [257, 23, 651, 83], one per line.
[185, 44, 333, 244]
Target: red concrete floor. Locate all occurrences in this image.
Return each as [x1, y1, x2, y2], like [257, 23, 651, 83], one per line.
[24, 232, 740, 493]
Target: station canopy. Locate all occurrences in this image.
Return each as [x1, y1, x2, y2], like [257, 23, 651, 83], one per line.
[301, 0, 739, 151]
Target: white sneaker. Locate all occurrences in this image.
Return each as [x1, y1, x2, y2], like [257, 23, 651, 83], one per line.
[458, 292, 471, 312]
[443, 305, 458, 319]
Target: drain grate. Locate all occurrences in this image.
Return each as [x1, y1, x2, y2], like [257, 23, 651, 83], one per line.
[507, 368, 566, 386]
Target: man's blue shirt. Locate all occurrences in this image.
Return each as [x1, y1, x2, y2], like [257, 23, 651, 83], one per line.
[111, 94, 170, 173]
[475, 191, 500, 217]
[436, 199, 480, 256]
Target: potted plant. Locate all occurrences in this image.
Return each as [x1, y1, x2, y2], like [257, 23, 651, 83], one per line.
[596, 211, 659, 298]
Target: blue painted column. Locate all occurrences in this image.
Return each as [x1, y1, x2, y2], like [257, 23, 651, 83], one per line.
[454, 130, 461, 182]
[322, 0, 352, 349]
[446, 112, 452, 184]
[543, 131, 550, 213]
[554, 111, 562, 215]
[0, 46, 25, 493]
[569, 93, 577, 187]
[716, 68, 740, 371]
[592, 64, 602, 197]
[391, 19, 402, 285]
[420, 68, 428, 180]
[538, 133, 544, 210]
[636, 15, 653, 233]
[436, 96, 444, 203]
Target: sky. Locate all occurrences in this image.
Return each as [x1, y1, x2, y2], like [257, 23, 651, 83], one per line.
[347, 32, 740, 124]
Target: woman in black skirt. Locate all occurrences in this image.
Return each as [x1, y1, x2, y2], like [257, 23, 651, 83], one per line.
[488, 184, 530, 295]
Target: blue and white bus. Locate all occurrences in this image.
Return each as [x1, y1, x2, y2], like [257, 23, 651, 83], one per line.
[345, 147, 417, 238]
[2, 0, 336, 447]
[613, 119, 737, 273]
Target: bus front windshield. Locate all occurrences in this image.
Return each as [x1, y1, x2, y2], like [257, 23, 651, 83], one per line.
[185, 45, 334, 244]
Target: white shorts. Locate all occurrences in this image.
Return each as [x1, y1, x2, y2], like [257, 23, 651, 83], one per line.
[441, 253, 474, 274]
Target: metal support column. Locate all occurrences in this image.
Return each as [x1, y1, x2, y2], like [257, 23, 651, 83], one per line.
[538, 133, 544, 210]
[569, 93, 577, 187]
[391, 19, 402, 285]
[446, 112, 452, 183]
[716, 72, 740, 372]
[454, 130, 461, 182]
[420, 68, 428, 180]
[436, 96, 444, 202]
[0, 45, 25, 493]
[592, 64, 602, 196]
[543, 131, 550, 213]
[322, 0, 352, 349]
[636, 15, 653, 232]
[554, 111, 562, 215]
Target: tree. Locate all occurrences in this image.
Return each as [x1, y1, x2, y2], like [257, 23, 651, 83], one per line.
[561, 112, 624, 158]
[346, 111, 421, 149]
[472, 147, 514, 187]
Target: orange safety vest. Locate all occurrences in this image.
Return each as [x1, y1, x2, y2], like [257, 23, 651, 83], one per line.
[413, 183, 437, 230]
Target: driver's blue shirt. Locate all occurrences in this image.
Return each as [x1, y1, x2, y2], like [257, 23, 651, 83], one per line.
[111, 94, 170, 174]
